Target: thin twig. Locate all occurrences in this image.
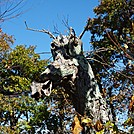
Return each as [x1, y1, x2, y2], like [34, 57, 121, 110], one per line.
[112, 33, 134, 60]
[37, 52, 51, 54]
[94, 52, 113, 67]
[37, 47, 112, 56]
[0, 0, 25, 21]
[117, 71, 133, 80]
[85, 47, 114, 56]
[62, 15, 70, 30]
[87, 51, 133, 80]
[86, 57, 111, 66]
[53, 24, 61, 35]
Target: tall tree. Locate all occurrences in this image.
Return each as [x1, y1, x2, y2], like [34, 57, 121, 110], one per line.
[86, 0, 134, 132]
[0, 29, 50, 133]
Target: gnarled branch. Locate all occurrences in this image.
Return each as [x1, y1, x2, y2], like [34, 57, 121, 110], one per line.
[24, 21, 56, 39]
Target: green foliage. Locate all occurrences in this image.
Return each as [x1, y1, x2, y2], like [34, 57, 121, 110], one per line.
[87, 0, 134, 132]
[0, 30, 13, 53]
[0, 43, 47, 93]
[0, 30, 50, 133]
[0, 94, 50, 133]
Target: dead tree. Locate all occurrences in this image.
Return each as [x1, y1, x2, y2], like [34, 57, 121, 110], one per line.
[27, 21, 113, 133]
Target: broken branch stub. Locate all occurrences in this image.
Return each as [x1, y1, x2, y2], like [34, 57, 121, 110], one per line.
[30, 27, 113, 133]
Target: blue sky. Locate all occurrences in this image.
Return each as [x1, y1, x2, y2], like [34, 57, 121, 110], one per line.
[1, 0, 99, 59]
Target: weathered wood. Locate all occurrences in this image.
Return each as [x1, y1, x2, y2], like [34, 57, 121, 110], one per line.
[31, 28, 113, 133]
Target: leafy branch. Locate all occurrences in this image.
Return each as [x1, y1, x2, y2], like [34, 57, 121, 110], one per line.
[106, 32, 134, 61]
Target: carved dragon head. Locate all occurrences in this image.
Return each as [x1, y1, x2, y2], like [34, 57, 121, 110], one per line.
[30, 27, 84, 100]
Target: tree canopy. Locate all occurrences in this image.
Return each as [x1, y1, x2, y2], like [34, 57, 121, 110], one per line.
[0, 30, 50, 133]
[87, 0, 134, 132]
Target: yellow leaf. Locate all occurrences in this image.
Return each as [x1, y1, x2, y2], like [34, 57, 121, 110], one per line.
[124, 118, 133, 126]
[96, 129, 104, 134]
[129, 95, 134, 111]
[131, 95, 134, 101]
[105, 121, 114, 130]
[94, 120, 104, 131]
[110, 95, 117, 104]
[72, 115, 83, 134]
[82, 118, 92, 124]
[124, 44, 128, 49]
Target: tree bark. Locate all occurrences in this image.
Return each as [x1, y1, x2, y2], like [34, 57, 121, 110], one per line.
[31, 28, 113, 133]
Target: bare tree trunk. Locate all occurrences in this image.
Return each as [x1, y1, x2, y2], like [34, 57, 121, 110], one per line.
[30, 27, 113, 133]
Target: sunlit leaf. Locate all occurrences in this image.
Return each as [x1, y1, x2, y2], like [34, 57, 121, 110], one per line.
[82, 118, 92, 124]
[96, 129, 104, 134]
[72, 115, 83, 134]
